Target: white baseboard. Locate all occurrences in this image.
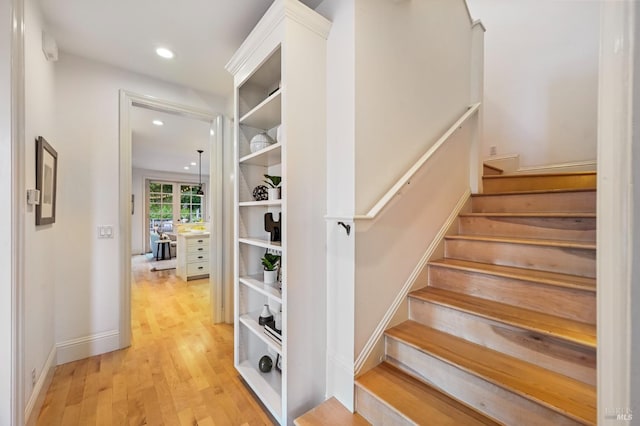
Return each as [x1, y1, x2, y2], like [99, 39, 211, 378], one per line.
[515, 159, 597, 174]
[353, 189, 470, 375]
[25, 345, 57, 426]
[327, 354, 355, 412]
[56, 330, 120, 365]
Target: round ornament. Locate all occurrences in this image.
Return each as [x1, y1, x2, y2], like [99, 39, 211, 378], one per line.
[259, 355, 273, 373]
[253, 185, 268, 201]
[250, 133, 274, 153]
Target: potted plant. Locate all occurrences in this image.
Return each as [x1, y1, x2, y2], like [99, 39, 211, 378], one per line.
[261, 252, 281, 284]
[263, 174, 281, 200]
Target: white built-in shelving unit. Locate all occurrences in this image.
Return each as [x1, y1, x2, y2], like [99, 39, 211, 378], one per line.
[225, 1, 331, 424]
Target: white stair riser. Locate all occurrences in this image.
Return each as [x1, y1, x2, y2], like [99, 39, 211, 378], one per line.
[385, 338, 586, 425]
[408, 298, 596, 385]
[472, 191, 596, 213]
[458, 216, 596, 243]
[427, 266, 596, 324]
[355, 385, 414, 425]
[444, 239, 596, 278]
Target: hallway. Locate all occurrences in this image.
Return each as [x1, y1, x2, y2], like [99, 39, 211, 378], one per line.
[36, 256, 274, 425]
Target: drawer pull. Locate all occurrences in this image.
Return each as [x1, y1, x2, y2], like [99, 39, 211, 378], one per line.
[198, 248, 203, 251]
[197, 239, 203, 243]
[198, 266, 204, 270]
[198, 256, 203, 259]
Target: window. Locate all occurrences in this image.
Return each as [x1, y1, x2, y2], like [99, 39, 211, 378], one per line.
[180, 184, 204, 223]
[149, 182, 174, 233]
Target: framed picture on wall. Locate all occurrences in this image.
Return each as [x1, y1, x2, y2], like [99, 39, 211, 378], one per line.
[36, 136, 58, 225]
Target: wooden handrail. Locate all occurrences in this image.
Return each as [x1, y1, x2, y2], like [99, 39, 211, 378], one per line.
[349, 102, 481, 221]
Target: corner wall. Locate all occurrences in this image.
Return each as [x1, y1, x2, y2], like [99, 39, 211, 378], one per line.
[23, 0, 57, 420]
[466, 0, 599, 168]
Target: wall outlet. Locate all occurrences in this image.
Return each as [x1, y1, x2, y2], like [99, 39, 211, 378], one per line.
[489, 145, 497, 156]
[31, 368, 36, 387]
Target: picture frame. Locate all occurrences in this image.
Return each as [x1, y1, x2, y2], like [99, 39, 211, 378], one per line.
[35, 136, 58, 225]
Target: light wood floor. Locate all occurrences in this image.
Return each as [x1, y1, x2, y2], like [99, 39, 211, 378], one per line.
[37, 256, 274, 426]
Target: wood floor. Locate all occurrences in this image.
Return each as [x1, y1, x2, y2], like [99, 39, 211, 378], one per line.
[36, 255, 274, 426]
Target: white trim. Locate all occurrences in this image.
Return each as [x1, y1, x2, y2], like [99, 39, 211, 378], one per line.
[516, 160, 597, 174]
[597, 1, 635, 423]
[353, 189, 471, 374]
[225, 0, 331, 75]
[56, 330, 120, 365]
[24, 345, 56, 426]
[119, 91, 225, 348]
[353, 103, 480, 221]
[10, 0, 26, 424]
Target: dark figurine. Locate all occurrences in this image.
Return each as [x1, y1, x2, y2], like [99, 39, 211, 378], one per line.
[264, 212, 281, 242]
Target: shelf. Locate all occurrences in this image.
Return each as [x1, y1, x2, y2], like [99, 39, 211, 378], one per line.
[239, 90, 281, 129]
[240, 275, 283, 303]
[239, 143, 282, 167]
[240, 313, 283, 355]
[239, 199, 282, 207]
[239, 238, 282, 251]
[237, 360, 282, 422]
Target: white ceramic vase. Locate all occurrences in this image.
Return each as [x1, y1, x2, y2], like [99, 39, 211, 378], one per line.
[267, 188, 280, 200]
[264, 269, 277, 284]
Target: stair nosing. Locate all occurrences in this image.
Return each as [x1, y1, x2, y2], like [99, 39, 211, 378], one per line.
[482, 171, 596, 179]
[385, 321, 596, 425]
[428, 259, 596, 293]
[472, 188, 597, 197]
[444, 234, 596, 250]
[409, 287, 596, 349]
[459, 212, 596, 218]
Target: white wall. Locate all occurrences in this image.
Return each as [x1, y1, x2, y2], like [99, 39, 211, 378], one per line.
[131, 167, 208, 254]
[632, 1, 640, 413]
[354, 0, 473, 212]
[467, 0, 599, 167]
[52, 52, 227, 362]
[23, 0, 57, 417]
[316, 0, 357, 409]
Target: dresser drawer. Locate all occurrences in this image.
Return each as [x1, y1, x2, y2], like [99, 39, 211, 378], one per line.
[187, 237, 208, 248]
[188, 252, 209, 263]
[187, 244, 208, 255]
[187, 261, 209, 276]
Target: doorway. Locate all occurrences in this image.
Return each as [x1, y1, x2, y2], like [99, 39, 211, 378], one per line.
[119, 90, 224, 348]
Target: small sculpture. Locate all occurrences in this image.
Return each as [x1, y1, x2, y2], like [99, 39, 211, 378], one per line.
[264, 212, 281, 242]
[259, 355, 273, 373]
[253, 185, 268, 201]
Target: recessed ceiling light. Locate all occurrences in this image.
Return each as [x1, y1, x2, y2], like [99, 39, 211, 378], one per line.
[156, 47, 174, 59]
[152, 120, 164, 126]
[190, 162, 197, 166]
[184, 166, 189, 170]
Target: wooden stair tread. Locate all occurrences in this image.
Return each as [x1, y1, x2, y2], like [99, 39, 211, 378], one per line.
[386, 321, 596, 425]
[483, 171, 596, 179]
[459, 212, 596, 218]
[445, 234, 596, 250]
[473, 188, 596, 197]
[356, 362, 500, 425]
[409, 287, 596, 348]
[295, 397, 369, 426]
[429, 258, 596, 292]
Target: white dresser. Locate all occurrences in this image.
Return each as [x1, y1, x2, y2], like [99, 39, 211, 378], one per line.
[176, 232, 210, 280]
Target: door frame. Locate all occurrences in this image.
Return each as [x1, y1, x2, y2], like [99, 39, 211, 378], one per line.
[119, 90, 225, 347]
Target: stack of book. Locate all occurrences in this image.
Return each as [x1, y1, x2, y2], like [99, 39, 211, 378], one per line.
[264, 321, 282, 344]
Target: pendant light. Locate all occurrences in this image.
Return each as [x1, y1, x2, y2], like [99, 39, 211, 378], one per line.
[195, 149, 204, 197]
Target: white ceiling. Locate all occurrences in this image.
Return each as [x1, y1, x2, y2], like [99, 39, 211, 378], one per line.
[38, 0, 323, 175]
[39, 0, 323, 97]
[131, 106, 212, 176]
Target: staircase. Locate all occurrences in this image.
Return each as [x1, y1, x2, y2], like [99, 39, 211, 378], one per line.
[354, 171, 597, 425]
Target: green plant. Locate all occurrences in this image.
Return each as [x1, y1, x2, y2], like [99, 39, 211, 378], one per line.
[261, 253, 281, 271]
[263, 174, 281, 188]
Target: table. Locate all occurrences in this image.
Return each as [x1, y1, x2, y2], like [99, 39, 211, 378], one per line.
[154, 239, 172, 260]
